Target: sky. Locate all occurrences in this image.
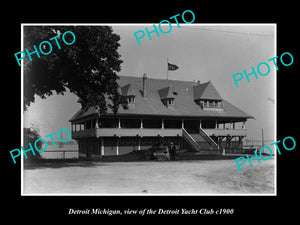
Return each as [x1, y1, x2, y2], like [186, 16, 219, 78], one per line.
[24, 24, 276, 142]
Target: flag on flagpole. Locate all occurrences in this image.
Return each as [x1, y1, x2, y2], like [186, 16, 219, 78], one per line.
[168, 62, 179, 71]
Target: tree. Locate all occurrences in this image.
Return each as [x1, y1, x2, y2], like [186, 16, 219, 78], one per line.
[24, 26, 123, 114]
[24, 126, 42, 161]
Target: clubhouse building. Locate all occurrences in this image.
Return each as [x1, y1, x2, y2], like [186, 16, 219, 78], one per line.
[69, 74, 253, 157]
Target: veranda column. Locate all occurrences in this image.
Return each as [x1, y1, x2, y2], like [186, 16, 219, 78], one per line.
[118, 118, 121, 128]
[242, 121, 246, 129]
[161, 119, 164, 129]
[101, 138, 104, 156]
[238, 136, 244, 150]
[116, 137, 119, 155]
[140, 118, 143, 129]
[95, 117, 99, 128]
[138, 136, 142, 150]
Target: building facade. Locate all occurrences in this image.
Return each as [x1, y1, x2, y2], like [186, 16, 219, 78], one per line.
[69, 74, 253, 157]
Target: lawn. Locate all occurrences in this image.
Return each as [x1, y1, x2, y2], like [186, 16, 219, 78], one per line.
[23, 157, 275, 195]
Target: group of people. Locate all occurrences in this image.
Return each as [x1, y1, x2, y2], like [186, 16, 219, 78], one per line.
[149, 142, 177, 161]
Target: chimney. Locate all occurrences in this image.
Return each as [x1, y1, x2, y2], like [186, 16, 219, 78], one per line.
[142, 73, 147, 98]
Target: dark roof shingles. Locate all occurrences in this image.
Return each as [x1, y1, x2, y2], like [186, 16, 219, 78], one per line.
[69, 76, 253, 121]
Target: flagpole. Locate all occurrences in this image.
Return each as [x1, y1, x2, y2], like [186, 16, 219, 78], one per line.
[167, 58, 169, 80]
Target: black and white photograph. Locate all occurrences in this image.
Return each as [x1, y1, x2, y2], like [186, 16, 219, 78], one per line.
[21, 24, 276, 195]
[4, 3, 300, 221]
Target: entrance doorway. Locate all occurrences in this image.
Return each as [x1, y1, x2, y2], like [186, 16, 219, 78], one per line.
[184, 120, 199, 134]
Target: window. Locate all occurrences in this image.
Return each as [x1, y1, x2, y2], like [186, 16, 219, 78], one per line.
[127, 96, 135, 103]
[167, 98, 174, 105]
[162, 98, 175, 107]
[80, 124, 85, 131]
[198, 99, 223, 108]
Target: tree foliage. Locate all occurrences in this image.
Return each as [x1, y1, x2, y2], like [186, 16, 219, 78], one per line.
[24, 126, 42, 160]
[24, 26, 123, 114]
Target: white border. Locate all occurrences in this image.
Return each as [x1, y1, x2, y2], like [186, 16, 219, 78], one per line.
[21, 23, 277, 196]
[274, 24, 277, 196]
[21, 24, 24, 195]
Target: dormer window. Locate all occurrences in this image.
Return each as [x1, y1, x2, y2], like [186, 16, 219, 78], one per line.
[127, 96, 135, 104]
[121, 83, 136, 109]
[199, 99, 222, 108]
[158, 86, 176, 108]
[197, 99, 224, 111]
[160, 97, 175, 108]
[193, 81, 224, 111]
[167, 98, 174, 105]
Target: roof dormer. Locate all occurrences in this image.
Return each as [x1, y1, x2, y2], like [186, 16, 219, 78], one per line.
[158, 86, 176, 108]
[121, 83, 136, 103]
[193, 81, 224, 111]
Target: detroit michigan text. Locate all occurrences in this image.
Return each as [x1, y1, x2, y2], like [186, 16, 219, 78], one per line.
[68, 208, 234, 216]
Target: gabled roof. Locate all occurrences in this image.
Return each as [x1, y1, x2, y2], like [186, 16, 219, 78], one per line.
[121, 83, 136, 96]
[158, 86, 175, 99]
[193, 81, 222, 100]
[69, 76, 253, 122]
